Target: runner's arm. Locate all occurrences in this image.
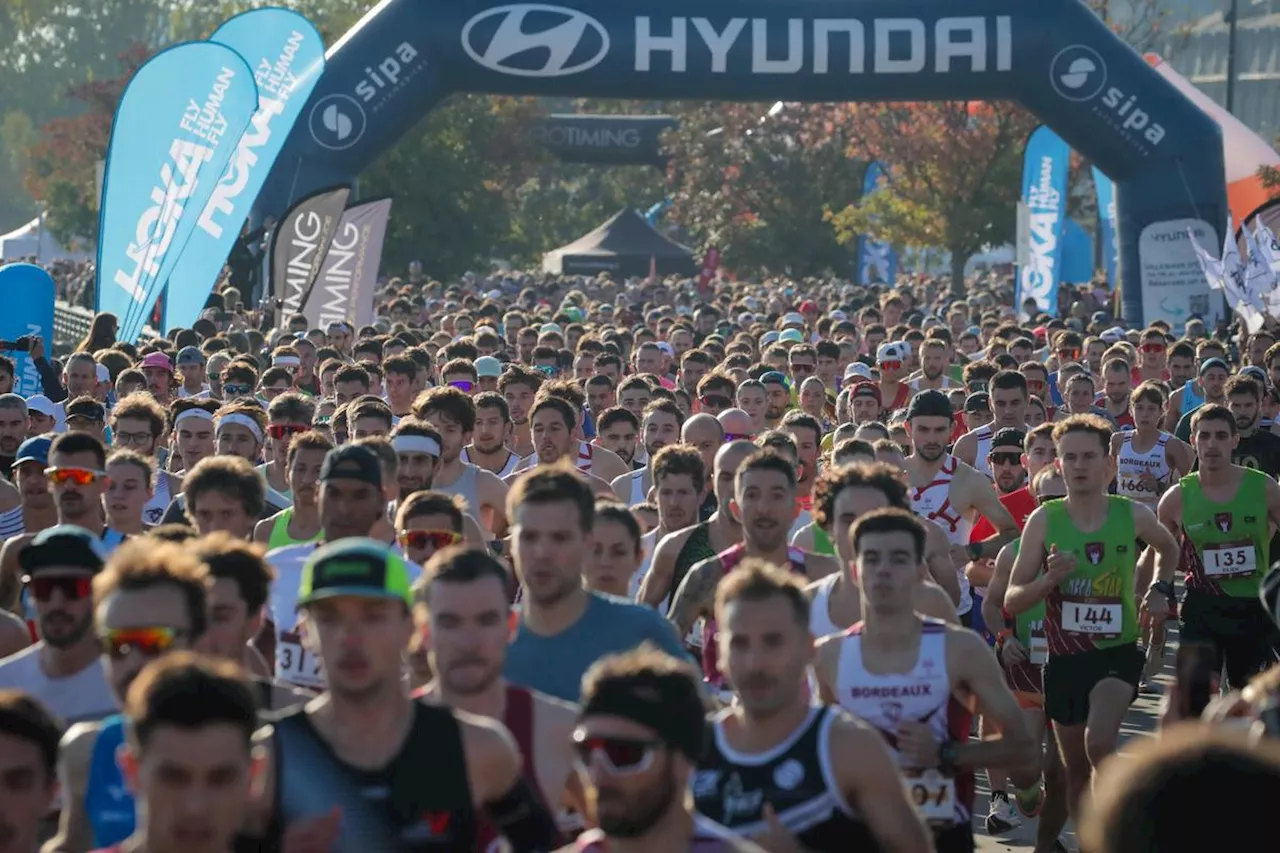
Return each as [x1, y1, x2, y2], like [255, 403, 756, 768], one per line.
[1167, 438, 1194, 479]
[916, 582, 961, 625]
[667, 556, 720, 639]
[948, 630, 1037, 770]
[952, 432, 976, 467]
[924, 525, 962, 604]
[1156, 484, 1184, 542]
[252, 515, 276, 545]
[829, 713, 934, 853]
[637, 530, 682, 608]
[1132, 502, 1180, 586]
[982, 543, 1017, 641]
[1004, 507, 1054, 614]
[1265, 477, 1280, 535]
[477, 470, 510, 537]
[461, 712, 560, 851]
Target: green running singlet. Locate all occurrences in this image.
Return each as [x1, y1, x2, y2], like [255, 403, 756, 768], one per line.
[1043, 496, 1139, 655]
[1181, 468, 1271, 599]
[267, 509, 323, 551]
[812, 524, 836, 557]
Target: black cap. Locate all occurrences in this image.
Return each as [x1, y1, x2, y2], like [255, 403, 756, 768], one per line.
[65, 398, 105, 423]
[991, 427, 1027, 451]
[905, 390, 953, 421]
[964, 392, 991, 414]
[19, 525, 108, 575]
[319, 445, 382, 488]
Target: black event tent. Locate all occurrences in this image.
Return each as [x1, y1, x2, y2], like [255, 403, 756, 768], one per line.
[542, 208, 697, 278]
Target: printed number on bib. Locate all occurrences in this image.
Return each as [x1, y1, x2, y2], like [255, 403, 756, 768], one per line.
[277, 629, 324, 687]
[1203, 542, 1257, 579]
[903, 769, 956, 826]
[1062, 600, 1122, 637]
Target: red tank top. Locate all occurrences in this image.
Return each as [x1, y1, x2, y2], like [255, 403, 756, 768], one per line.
[474, 684, 546, 853]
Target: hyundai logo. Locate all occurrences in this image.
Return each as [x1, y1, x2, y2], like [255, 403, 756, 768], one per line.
[309, 94, 367, 151]
[1049, 45, 1107, 102]
[462, 4, 609, 78]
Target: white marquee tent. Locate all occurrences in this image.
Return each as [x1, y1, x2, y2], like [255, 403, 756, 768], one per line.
[0, 216, 90, 263]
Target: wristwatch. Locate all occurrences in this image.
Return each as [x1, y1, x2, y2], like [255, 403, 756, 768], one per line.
[1150, 580, 1175, 598]
[938, 739, 958, 775]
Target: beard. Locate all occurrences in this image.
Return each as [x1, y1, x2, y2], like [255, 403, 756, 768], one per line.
[594, 757, 679, 838]
[39, 609, 92, 649]
[442, 656, 502, 696]
[916, 444, 945, 462]
[474, 437, 506, 454]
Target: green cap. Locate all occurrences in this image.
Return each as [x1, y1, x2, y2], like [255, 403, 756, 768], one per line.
[297, 538, 413, 610]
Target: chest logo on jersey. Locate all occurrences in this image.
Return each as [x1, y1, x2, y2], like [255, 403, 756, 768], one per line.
[1085, 542, 1105, 565]
[692, 770, 721, 799]
[1215, 512, 1232, 533]
[723, 773, 763, 824]
[773, 758, 805, 791]
[881, 700, 904, 725]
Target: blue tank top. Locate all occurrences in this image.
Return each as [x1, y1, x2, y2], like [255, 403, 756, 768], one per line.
[86, 715, 134, 847]
[1180, 380, 1204, 416]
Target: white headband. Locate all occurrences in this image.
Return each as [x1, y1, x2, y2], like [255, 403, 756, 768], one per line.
[392, 435, 441, 457]
[215, 413, 264, 443]
[174, 409, 214, 427]
[273, 356, 301, 367]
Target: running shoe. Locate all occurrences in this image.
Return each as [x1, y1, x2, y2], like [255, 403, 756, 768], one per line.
[1014, 781, 1044, 818]
[984, 791, 1021, 833]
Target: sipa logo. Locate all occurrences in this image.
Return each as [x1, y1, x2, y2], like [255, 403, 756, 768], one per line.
[1050, 44, 1166, 148]
[1215, 512, 1232, 534]
[1085, 542, 1104, 566]
[308, 94, 367, 152]
[462, 4, 609, 78]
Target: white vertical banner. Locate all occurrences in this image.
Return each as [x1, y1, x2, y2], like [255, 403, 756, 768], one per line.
[303, 197, 392, 328]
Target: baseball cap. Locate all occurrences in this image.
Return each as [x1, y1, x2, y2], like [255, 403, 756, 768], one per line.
[296, 538, 414, 609]
[319, 445, 383, 488]
[906, 390, 953, 420]
[760, 371, 790, 389]
[95, 364, 110, 383]
[778, 328, 805, 344]
[14, 435, 52, 468]
[539, 323, 562, 335]
[19, 525, 108, 575]
[829, 309, 848, 322]
[140, 352, 173, 373]
[876, 341, 910, 364]
[176, 346, 205, 367]
[1199, 357, 1229, 377]
[781, 312, 806, 328]
[65, 398, 105, 423]
[474, 356, 503, 378]
[850, 381, 882, 405]
[1100, 327, 1126, 345]
[964, 392, 991, 414]
[25, 395, 56, 418]
[799, 300, 818, 314]
[990, 427, 1027, 451]
[843, 362, 873, 382]
[761, 331, 781, 346]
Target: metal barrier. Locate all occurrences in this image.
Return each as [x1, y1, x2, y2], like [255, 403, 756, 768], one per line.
[53, 301, 94, 347]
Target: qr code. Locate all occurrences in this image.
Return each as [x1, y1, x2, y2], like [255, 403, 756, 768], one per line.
[1189, 294, 1209, 316]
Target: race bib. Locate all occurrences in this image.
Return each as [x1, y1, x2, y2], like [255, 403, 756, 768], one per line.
[276, 628, 325, 689]
[903, 769, 957, 826]
[1029, 630, 1048, 666]
[1203, 542, 1257, 579]
[1061, 599, 1122, 639]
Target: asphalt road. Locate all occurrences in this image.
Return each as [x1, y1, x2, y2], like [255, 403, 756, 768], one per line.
[972, 641, 1170, 853]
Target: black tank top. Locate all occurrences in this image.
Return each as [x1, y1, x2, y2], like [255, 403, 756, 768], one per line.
[272, 701, 477, 851]
[671, 523, 716, 613]
[694, 706, 881, 853]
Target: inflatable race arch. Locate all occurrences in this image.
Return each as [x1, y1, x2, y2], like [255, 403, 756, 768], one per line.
[256, 0, 1227, 326]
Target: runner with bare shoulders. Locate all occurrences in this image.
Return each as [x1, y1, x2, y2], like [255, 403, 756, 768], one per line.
[413, 546, 582, 850]
[904, 391, 1019, 629]
[814, 508, 1039, 853]
[953, 371, 1030, 479]
[506, 398, 613, 496]
[807, 463, 960, 638]
[560, 646, 767, 853]
[667, 450, 840, 698]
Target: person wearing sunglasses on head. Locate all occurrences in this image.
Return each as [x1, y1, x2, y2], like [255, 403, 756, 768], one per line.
[46, 539, 211, 853]
[259, 392, 315, 503]
[0, 526, 115, 726]
[569, 646, 766, 853]
[254, 431, 331, 552]
[413, 546, 583, 849]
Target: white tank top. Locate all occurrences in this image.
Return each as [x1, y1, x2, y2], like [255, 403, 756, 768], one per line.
[461, 447, 523, 479]
[910, 456, 972, 615]
[1115, 432, 1172, 506]
[0, 645, 117, 725]
[142, 471, 171, 526]
[967, 424, 994, 478]
[576, 440, 595, 473]
[809, 573, 842, 639]
[624, 468, 649, 506]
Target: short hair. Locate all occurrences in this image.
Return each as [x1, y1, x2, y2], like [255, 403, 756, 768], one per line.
[1225, 374, 1263, 401]
[529, 395, 576, 431]
[579, 644, 704, 752]
[192, 533, 274, 614]
[396, 490, 466, 534]
[832, 438, 875, 464]
[106, 449, 154, 485]
[109, 396, 164, 440]
[849, 507, 926, 562]
[473, 392, 509, 422]
[990, 369, 1029, 397]
[498, 364, 544, 395]
[641, 398, 685, 427]
[651, 444, 706, 493]
[1025, 421, 1056, 452]
[383, 355, 417, 382]
[267, 391, 315, 425]
[754, 430, 799, 462]
[181, 456, 266, 519]
[333, 364, 371, 389]
[1191, 403, 1237, 436]
[593, 502, 642, 550]
[125, 653, 257, 751]
[0, 689, 62, 779]
[147, 524, 198, 543]
[350, 400, 395, 432]
[1052, 414, 1114, 455]
[507, 463, 595, 533]
[50, 431, 107, 468]
[441, 358, 478, 383]
[413, 546, 511, 607]
[287, 430, 334, 465]
[813, 462, 908, 530]
[94, 539, 211, 640]
[714, 558, 810, 628]
[597, 406, 639, 433]
[413, 386, 477, 433]
[536, 379, 587, 413]
[1103, 356, 1132, 375]
[735, 448, 797, 493]
[1131, 380, 1168, 409]
[780, 410, 822, 442]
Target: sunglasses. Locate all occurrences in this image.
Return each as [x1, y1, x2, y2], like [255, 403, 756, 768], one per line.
[700, 394, 732, 410]
[27, 574, 92, 602]
[723, 432, 754, 442]
[1058, 348, 1081, 360]
[99, 626, 185, 660]
[223, 383, 253, 396]
[449, 380, 475, 393]
[45, 467, 106, 486]
[535, 365, 558, 377]
[267, 423, 310, 441]
[571, 733, 659, 776]
[989, 452, 1022, 467]
[398, 529, 463, 551]
[879, 360, 902, 371]
[1025, 380, 1046, 391]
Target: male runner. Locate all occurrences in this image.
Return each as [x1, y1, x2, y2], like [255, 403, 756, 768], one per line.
[0, 437, 55, 611]
[1096, 358, 1135, 430]
[806, 464, 960, 638]
[253, 431, 330, 550]
[534, 381, 629, 483]
[507, 398, 612, 496]
[903, 391, 1018, 627]
[816, 508, 1039, 853]
[181, 457, 264, 540]
[462, 393, 524, 479]
[0, 689, 61, 853]
[612, 400, 684, 506]
[1006, 415, 1180, 817]
[667, 450, 841, 698]
[248, 539, 560, 852]
[564, 647, 766, 853]
[414, 387, 510, 536]
[499, 365, 543, 458]
[630, 446, 707, 597]
[1112, 382, 1192, 503]
[594, 407, 640, 469]
[1158, 403, 1280, 690]
[96, 653, 261, 853]
[1221, 373, 1280, 476]
[414, 547, 582, 849]
[1167, 356, 1229, 434]
[682, 413, 726, 520]
[698, 561, 933, 852]
[953, 371, 1029, 477]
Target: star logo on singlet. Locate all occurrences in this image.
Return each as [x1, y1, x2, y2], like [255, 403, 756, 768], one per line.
[1085, 542, 1104, 565]
[1215, 512, 1232, 534]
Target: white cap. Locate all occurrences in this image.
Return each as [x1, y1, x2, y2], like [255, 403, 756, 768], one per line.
[1101, 327, 1126, 344]
[829, 309, 848, 322]
[656, 341, 675, 357]
[95, 364, 110, 383]
[876, 341, 911, 363]
[26, 394, 56, 417]
[782, 312, 805, 328]
[474, 356, 503, 378]
[844, 362, 873, 381]
[761, 331, 781, 346]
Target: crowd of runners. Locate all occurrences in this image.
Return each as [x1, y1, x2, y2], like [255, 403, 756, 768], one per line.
[1, 271, 1280, 853]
